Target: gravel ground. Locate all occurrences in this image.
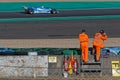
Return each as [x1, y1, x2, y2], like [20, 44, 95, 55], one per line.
[0, 38, 119, 48]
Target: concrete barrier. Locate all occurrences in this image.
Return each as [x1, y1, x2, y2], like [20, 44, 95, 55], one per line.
[0, 56, 48, 78]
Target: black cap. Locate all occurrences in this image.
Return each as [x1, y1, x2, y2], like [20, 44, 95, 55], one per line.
[99, 30, 104, 34]
[82, 29, 86, 32]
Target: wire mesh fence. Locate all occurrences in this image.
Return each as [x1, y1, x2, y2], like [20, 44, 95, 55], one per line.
[0, 55, 119, 80]
[47, 55, 120, 79]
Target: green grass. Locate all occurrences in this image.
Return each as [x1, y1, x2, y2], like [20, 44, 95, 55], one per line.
[1, 2, 120, 12]
[0, 15, 120, 23]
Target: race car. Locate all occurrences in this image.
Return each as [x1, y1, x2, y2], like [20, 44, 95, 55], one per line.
[101, 47, 120, 56]
[23, 6, 59, 14]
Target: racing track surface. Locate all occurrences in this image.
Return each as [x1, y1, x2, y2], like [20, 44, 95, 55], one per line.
[0, 8, 120, 39]
[1, 8, 120, 18]
[0, 19, 119, 39]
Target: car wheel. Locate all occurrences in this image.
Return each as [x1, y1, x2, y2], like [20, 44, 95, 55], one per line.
[51, 9, 57, 14]
[29, 10, 34, 14]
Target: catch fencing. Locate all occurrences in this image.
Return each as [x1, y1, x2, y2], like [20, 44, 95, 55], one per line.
[0, 55, 119, 80]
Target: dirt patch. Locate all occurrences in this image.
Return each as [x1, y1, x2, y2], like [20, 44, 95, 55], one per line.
[0, 38, 119, 48]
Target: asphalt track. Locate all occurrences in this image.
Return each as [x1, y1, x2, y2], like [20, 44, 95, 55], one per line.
[0, 9, 120, 39]
[1, 8, 120, 19]
[0, 19, 119, 39]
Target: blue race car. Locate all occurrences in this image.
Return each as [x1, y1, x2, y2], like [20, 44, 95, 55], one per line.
[23, 6, 59, 14]
[0, 48, 15, 53]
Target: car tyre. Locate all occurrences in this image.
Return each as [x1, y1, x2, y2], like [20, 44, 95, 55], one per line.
[29, 10, 34, 14]
[51, 9, 57, 14]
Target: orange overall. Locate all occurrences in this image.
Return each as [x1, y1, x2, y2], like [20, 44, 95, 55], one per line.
[93, 32, 108, 61]
[79, 33, 89, 62]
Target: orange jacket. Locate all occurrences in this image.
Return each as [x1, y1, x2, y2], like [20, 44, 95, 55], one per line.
[93, 32, 108, 48]
[79, 33, 89, 46]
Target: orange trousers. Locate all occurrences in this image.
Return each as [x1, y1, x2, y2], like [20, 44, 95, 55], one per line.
[95, 46, 101, 61]
[81, 44, 88, 62]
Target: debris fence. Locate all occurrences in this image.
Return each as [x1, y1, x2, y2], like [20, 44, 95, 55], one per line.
[0, 55, 119, 80]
